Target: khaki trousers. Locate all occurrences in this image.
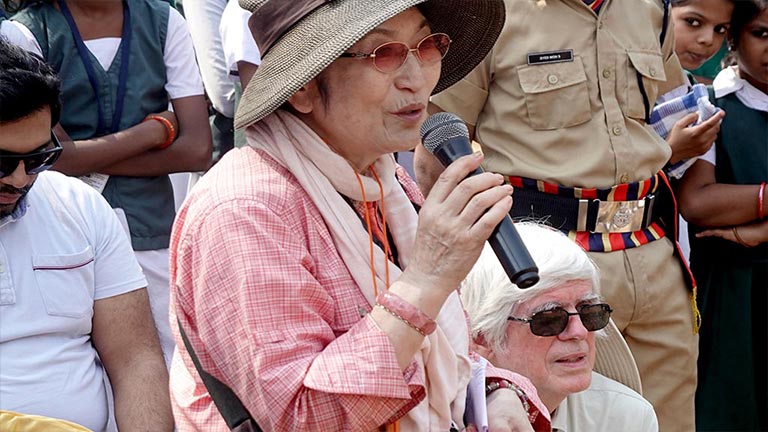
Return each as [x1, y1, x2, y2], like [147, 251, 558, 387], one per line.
[590, 237, 698, 432]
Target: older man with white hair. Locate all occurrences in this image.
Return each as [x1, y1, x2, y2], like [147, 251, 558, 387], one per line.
[462, 223, 658, 431]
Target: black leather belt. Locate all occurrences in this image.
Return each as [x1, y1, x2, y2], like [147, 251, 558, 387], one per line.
[510, 188, 657, 233]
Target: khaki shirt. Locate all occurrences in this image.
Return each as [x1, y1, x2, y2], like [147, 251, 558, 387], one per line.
[551, 373, 659, 431]
[432, 0, 686, 188]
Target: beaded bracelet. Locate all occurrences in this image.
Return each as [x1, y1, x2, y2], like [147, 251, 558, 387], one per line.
[485, 379, 530, 414]
[144, 115, 176, 150]
[375, 291, 436, 336]
[758, 182, 766, 220]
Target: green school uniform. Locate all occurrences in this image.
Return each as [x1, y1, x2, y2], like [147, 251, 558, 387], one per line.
[691, 89, 768, 432]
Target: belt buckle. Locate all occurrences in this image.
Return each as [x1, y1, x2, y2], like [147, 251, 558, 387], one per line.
[577, 196, 653, 233]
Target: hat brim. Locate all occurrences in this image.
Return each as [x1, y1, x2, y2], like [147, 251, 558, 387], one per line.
[235, 0, 505, 129]
[593, 319, 643, 395]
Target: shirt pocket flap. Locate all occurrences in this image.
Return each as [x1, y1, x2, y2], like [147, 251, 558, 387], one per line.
[517, 60, 588, 94]
[32, 246, 95, 270]
[627, 50, 666, 81]
[33, 247, 95, 319]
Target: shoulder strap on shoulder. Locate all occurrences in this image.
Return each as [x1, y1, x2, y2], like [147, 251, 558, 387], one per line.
[659, 0, 671, 46]
[177, 319, 263, 432]
[706, 85, 718, 107]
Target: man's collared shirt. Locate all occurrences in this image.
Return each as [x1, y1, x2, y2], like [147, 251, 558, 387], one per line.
[551, 372, 658, 431]
[431, 0, 686, 189]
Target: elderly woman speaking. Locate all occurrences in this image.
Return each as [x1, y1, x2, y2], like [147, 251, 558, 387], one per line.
[168, 0, 549, 430]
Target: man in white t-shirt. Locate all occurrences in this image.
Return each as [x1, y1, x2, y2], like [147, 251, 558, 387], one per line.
[0, 38, 172, 431]
[0, 0, 211, 368]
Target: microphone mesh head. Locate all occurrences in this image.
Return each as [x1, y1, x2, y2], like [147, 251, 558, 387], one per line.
[420, 112, 469, 154]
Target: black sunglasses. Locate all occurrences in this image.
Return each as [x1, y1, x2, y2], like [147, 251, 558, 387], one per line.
[0, 132, 62, 178]
[508, 303, 613, 337]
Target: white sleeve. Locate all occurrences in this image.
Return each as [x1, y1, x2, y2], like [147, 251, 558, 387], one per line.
[698, 143, 717, 166]
[70, 177, 147, 300]
[219, 0, 261, 73]
[163, 6, 205, 100]
[0, 20, 43, 57]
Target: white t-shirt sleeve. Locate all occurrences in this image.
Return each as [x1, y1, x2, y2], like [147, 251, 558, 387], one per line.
[698, 144, 716, 166]
[164, 6, 205, 99]
[77, 183, 148, 300]
[219, 0, 261, 74]
[0, 20, 43, 56]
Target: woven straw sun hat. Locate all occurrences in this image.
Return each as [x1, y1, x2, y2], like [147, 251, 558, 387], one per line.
[234, 0, 506, 129]
[594, 318, 643, 395]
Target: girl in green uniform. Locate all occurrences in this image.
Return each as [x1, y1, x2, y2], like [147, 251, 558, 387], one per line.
[678, 1, 768, 429]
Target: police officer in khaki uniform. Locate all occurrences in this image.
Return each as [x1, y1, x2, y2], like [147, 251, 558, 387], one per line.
[415, 0, 698, 430]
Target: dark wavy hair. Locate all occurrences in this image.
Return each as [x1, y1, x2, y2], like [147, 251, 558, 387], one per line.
[0, 37, 61, 126]
[730, 0, 768, 47]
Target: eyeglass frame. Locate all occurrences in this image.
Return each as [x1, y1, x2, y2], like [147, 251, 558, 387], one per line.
[507, 303, 613, 337]
[339, 32, 452, 73]
[0, 131, 63, 178]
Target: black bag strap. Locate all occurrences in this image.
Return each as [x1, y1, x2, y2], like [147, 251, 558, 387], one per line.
[659, 0, 671, 47]
[638, 0, 672, 123]
[177, 319, 263, 432]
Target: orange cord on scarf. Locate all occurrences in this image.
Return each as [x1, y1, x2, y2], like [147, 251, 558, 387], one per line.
[370, 166, 391, 287]
[353, 167, 398, 432]
[352, 166, 392, 295]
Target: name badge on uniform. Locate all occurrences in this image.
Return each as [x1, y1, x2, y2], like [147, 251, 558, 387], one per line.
[527, 49, 574, 65]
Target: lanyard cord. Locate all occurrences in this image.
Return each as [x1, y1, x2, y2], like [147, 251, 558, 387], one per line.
[353, 167, 399, 432]
[353, 169, 379, 298]
[369, 166, 391, 288]
[59, 0, 132, 135]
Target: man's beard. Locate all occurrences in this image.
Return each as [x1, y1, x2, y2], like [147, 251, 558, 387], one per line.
[0, 182, 34, 218]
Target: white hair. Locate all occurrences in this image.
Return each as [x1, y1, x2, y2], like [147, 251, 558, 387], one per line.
[460, 223, 601, 353]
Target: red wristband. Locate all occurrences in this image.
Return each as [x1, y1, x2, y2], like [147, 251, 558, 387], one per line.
[375, 291, 436, 336]
[759, 182, 766, 220]
[144, 115, 176, 150]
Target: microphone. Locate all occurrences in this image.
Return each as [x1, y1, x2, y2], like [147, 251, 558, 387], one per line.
[420, 112, 539, 288]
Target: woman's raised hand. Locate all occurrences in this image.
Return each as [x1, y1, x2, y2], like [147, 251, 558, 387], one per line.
[401, 152, 513, 298]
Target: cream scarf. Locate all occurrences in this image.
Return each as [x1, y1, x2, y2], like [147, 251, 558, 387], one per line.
[247, 110, 471, 431]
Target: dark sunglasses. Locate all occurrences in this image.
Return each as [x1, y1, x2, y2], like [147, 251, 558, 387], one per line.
[508, 303, 613, 337]
[340, 33, 452, 73]
[0, 131, 63, 178]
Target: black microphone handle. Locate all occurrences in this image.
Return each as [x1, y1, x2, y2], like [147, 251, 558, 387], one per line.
[488, 217, 540, 289]
[432, 137, 539, 288]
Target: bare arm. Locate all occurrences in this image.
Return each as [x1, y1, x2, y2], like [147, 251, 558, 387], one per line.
[237, 61, 258, 90]
[372, 152, 513, 369]
[696, 218, 768, 246]
[101, 95, 213, 176]
[677, 159, 767, 227]
[92, 288, 173, 431]
[52, 112, 175, 176]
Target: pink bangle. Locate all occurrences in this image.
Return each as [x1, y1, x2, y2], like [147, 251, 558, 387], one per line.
[375, 291, 436, 336]
[759, 182, 766, 220]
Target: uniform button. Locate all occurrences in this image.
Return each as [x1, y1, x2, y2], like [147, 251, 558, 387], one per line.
[602, 69, 612, 79]
[649, 67, 657, 77]
[612, 126, 623, 136]
[0, 263, 5, 273]
[619, 173, 630, 183]
[547, 74, 559, 85]
[598, 21, 604, 29]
